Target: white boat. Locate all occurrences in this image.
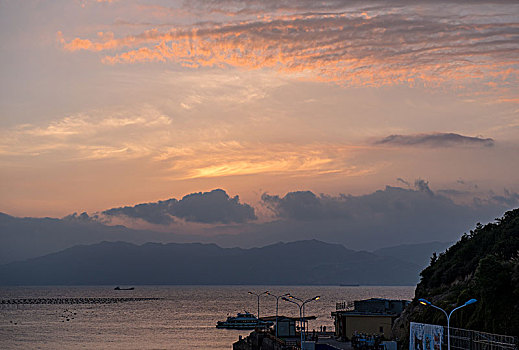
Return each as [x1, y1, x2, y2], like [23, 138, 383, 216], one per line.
[216, 312, 273, 329]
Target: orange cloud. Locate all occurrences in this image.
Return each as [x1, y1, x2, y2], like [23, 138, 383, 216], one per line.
[155, 142, 376, 180]
[0, 110, 379, 179]
[58, 9, 519, 90]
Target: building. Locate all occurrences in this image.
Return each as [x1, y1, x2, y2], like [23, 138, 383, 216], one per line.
[260, 315, 316, 338]
[332, 298, 410, 340]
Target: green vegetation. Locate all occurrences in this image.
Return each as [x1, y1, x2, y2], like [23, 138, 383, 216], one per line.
[413, 208, 519, 335]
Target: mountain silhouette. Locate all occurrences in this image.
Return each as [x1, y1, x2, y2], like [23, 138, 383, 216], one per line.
[0, 239, 420, 285]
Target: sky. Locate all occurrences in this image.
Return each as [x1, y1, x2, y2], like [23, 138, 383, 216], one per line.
[1, 0, 518, 245]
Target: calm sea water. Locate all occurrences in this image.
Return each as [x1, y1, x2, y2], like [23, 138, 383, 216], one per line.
[0, 285, 415, 349]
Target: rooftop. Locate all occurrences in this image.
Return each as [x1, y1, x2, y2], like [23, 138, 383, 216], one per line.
[261, 315, 317, 322]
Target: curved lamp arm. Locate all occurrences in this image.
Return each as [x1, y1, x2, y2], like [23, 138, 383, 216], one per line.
[449, 299, 477, 319]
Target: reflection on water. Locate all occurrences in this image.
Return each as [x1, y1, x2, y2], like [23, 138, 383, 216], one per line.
[0, 285, 415, 349]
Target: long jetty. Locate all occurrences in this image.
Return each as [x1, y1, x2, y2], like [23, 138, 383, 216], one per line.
[1, 297, 162, 305]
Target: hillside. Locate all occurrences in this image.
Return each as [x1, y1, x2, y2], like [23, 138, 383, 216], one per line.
[0, 239, 420, 286]
[394, 208, 519, 338]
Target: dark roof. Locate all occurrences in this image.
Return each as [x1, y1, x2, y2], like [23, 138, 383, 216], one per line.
[261, 315, 317, 322]
[332, 311, 397, 317]
[358, 298, 410, 303]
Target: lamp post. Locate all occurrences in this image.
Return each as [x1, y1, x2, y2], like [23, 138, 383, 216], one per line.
[418, 298, 477, 350]
[287, 295, 305, 337]
[287, 294, 320, 340]
[282, 295, 320, 347]
[266, 292, 290, 338]
[248, 291, 269, 322]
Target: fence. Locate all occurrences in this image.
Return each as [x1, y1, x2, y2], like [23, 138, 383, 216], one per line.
[335, 301, 354, 311]
[448, 327, 517, 350]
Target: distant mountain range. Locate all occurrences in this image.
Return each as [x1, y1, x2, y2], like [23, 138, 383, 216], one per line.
[0, 212, 451, 269]
[0, 210, 452, 285]
[0, 212, 193, 264]
[0, 239, 436, 286]
[373, 241, 451, 269]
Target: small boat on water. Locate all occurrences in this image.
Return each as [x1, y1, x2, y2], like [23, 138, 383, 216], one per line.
[114, 286, 134, 290]
[216, 312, 273, 329]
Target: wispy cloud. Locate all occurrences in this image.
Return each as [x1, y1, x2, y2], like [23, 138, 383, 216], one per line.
[156, 142, 376, 179]
[0, 110, 380, 179]
[375, 133, 495, 147]
[0, 108, 172, 160]
[57, 2, 519, 92]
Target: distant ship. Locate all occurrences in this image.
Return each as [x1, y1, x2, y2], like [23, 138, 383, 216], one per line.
[114, 286, 134, 290]
[216, 312, 273, 329]
[339, 283, 360, 286]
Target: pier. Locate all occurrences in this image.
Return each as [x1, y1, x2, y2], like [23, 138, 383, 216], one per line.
[0, 297, 162, 305]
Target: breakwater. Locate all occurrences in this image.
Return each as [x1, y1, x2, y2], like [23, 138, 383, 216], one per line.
[1, 297, 162, 305]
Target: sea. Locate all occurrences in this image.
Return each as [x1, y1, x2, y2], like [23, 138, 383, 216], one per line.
[0, 285, 415, 349]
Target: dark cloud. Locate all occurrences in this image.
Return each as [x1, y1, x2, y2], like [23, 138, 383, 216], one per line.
[183, 0, 518, 15]
[490, 189, 519, 207]
[251, 183, 519, 250]
[472, 189, 519, 208]
[172, 189, 256, 224]
[437, 189, 471, 196]
[102, 189, 256, 225]
[182, 0, 362, 15]
[397, 177, 411, 187]
[414, 179, 434, 196]
[63, 212, 99, 223]
[375, 133, 495, 147]
[103, 199, 177, 225]
[262, 191, 327, 221]
[456, 178, 479, 189]
[3, 185, 518, 263]
[262, 184, 451, 221]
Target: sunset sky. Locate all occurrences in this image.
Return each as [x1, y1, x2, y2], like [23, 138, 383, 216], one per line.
[1, 0, 518, 222]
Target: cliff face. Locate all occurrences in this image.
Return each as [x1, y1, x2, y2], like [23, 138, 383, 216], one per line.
[393, 208, 519, 340]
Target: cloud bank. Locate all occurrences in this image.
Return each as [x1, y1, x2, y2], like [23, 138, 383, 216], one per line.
[87, 183, 519, 249]
[262, 181, 449, 222]
[245, 183, 519, 249]
[5, 183, 518, 259]
[102, 189, 256, 224]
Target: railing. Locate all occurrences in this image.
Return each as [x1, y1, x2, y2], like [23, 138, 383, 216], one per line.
[251, 329, 301, 350]
[446, 327, 517, 350]
[336, 301, 354, 310]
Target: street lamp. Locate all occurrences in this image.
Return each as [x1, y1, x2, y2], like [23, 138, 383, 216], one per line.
[287, 294, 320, 340]
[282, 295, 320, 347]
[248, 291, 269, 322]
[266, 292, 290, 338]
[418, 298, 477, 350]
